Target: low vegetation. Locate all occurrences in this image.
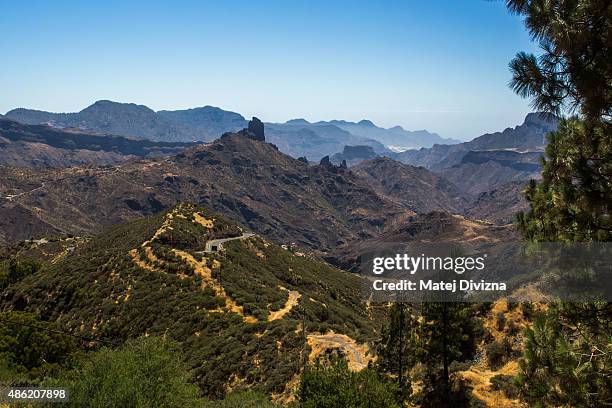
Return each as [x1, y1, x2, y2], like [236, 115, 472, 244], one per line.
[1, 204, 379, 401]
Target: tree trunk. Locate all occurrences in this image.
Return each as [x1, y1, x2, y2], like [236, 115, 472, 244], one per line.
[442, 303, 450, 404]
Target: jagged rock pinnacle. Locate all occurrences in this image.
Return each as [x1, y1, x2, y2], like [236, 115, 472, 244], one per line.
[247, 117, 265, 141]
[319, 155, 331, 166]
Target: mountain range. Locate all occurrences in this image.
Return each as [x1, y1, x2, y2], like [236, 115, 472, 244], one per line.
[391, 112, 558, 194]
[0, 124, 505, 254]
[0, 130, 400, 250]
[322, 113, 558, 197]
[328, 119, 461, 150]
[0, 109, 558, 406]
[0, 105, 557, 248]
[0, 117, 197, 167]
[4, 100, 458, 161]
[394, 112, 558, 170]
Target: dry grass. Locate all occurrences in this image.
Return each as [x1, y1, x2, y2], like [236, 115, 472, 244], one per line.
[307, 331, 373, 371]
[268, 287, 301, 321]
[172, 249, 258, 324]
[192, 212, 214, 229]
[460, 361, 524, 408]
[458, 297, 546, 407]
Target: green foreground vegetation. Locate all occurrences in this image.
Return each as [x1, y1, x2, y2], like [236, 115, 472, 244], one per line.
[509, 0, 611, 406]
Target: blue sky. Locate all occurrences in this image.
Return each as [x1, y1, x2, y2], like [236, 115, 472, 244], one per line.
[0, 0, 538, 140]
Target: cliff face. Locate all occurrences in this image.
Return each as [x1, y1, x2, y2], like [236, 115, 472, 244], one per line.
[330, 145, 378, 167]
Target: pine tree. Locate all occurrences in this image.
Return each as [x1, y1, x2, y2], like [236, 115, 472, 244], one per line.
[507, 0, 611, 122]
[507, 0, 611, 241]
[516, 303, 612, 407]
[517, 118, 611, 241]
[416, 302, 478, 407]
[507, 1, 612, 406]
[376, 303, 417, 403]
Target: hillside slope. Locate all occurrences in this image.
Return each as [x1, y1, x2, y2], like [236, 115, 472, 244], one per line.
[6, 101, 196, 142]
[390, 113, 556, 195]
[0, 131, 414, 250]
[395, 113, 558, 170]
[1, 204, 378, 399]
[438, 150, 542, 195]
[327, 211, 516, 271]
[0, 118, 197, 167]
[352, 157, 469, 213]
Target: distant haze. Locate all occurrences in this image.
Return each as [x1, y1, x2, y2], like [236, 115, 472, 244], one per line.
[0, 0, 538, 141]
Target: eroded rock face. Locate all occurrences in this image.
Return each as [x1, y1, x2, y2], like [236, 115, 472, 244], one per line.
[330, 145, 378, 167]
[319, 155, 332, 166]
[342, 145, 377, 160]
[247, 117, 265, 141]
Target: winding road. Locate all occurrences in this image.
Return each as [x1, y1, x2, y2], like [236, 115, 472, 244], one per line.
[204, 232, 255, 252]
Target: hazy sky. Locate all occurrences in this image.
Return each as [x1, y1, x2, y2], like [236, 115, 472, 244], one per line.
[0, 0, 538, 141]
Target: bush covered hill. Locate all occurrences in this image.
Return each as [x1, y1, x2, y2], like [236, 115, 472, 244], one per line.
[1, 203, 380, 399]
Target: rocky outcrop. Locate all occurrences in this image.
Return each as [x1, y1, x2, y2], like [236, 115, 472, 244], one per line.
[247, 117, 265, 141]
[229, 117, 266, 142]
[330, 145, 378, 166]
[319, 155, 332, 166]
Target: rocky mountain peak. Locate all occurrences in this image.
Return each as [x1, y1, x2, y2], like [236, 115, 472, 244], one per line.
[81, 100, 155, 114]
[523, 112, 560, 130]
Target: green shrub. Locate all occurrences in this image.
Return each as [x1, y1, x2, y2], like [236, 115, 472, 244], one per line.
[0, 311, 77, 382]
[0, 258, 40, 289]
[520, 302, 534, 319]
[299, 358, 400, 408]
[490, 374, 519, 399]
[495, 312, 506, 331]
[485, 338, 513, 369]
[203, 391, 278, 407]
[43, 336, 201, 408]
